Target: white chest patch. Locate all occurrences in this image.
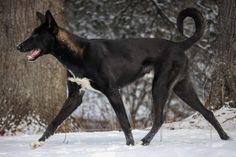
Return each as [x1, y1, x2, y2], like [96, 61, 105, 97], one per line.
[68, 77, 101, 93]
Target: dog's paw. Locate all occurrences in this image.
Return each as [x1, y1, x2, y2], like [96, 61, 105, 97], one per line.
[135, 140, 143, 145]
[220, 132, 230, 140]
[30, 141, 45, 149]
[136, 139, 150, 146]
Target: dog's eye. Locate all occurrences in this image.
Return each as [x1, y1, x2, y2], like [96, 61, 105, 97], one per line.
[32, 34, 39, 38]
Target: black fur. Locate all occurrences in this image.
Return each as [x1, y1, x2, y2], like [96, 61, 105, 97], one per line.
[17, 8, 229, 146]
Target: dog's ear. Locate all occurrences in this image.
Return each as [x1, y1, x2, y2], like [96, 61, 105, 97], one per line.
[45, 10, 58, 34]
[36, 11, 45, 23]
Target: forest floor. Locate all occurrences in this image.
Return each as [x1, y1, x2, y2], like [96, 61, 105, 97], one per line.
[1, 106, 236, 157]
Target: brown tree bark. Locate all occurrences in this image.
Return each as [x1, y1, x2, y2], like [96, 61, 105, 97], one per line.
[209, 0, 236, 109]
[0, 0, 66, 135]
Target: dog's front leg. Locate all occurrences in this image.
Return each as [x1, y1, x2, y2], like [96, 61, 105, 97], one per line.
[31, 81, 84, 149]
[105, 88, 134, 145]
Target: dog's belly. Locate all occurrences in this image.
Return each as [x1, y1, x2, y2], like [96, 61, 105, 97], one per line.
[114, 63, 153, 87]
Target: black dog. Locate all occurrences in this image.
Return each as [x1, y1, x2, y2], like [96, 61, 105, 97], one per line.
[17, 8, 229, 149]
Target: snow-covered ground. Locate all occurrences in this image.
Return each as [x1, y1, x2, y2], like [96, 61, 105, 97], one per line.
[1, 129, 236, 157]
[1, 106, 236, 157]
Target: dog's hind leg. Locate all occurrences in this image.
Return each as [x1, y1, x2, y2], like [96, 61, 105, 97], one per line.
[31, 77, 84, 149]
[173, 78, 230, 140]
[141, 61, 182, 145]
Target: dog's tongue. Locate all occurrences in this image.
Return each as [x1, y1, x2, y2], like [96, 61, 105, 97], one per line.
[27, 49, 41, 61]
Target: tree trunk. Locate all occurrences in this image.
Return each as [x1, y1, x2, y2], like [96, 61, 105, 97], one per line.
[0, 0, 66, 135]
[209, 0, 236, 109]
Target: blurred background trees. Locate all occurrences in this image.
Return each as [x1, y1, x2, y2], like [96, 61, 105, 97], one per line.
[0, 0, 235, 135]
[209, 0, 236, 109]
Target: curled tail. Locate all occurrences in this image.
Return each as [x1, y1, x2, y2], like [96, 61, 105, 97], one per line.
[177, 8, 204, 49]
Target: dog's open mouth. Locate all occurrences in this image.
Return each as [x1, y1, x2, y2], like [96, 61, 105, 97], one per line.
[27, 49, 41, 61]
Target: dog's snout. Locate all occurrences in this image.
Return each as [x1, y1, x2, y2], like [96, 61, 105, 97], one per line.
[17, 43, 28, 51]
[16, 44, 23, 51]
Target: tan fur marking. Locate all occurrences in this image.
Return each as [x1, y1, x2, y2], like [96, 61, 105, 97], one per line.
[56, 29, 83, 55]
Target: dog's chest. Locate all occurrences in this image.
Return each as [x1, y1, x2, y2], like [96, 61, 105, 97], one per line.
[67, 70, 101, 93]
[68, 77, 100, 93]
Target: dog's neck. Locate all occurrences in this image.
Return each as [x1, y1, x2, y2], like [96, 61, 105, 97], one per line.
[55, 28, 84, 56]
[52, 28, 88, 76]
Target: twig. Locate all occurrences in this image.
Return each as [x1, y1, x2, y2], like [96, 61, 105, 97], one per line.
[63, 133, 67, 143]
[223, 115, 236, 123]
[150, 0, 176, 28]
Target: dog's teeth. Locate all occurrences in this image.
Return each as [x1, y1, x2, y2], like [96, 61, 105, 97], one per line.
[135, 140, 143, 145]
[30, 141, 45, 149]
[27, 55, 33, 60]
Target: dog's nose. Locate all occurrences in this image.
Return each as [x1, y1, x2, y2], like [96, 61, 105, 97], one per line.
[16, 44, 22, 51]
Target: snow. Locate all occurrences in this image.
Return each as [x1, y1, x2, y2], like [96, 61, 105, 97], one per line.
[1, 113, 46, 136]
[1, 106, 236, 157]
[164, 106, 236, 130]
[1, 129, 236, 157]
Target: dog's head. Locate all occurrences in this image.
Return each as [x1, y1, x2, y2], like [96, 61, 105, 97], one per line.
[17, 10, 58, 61]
